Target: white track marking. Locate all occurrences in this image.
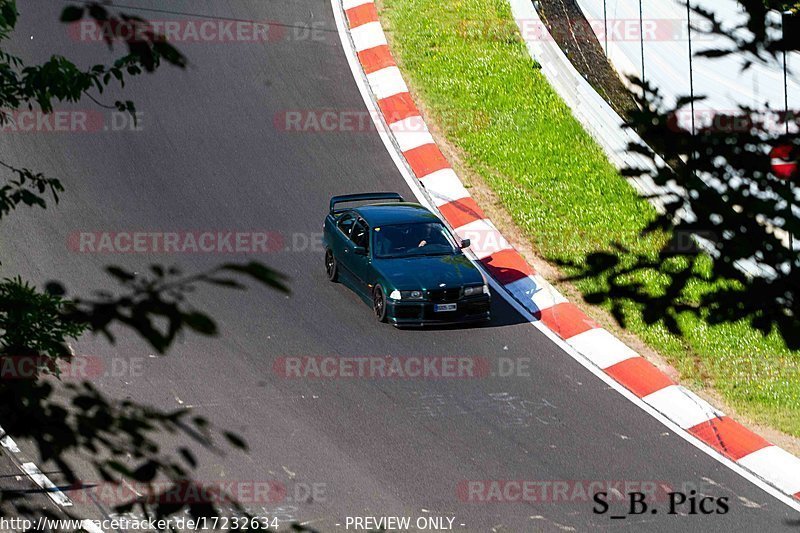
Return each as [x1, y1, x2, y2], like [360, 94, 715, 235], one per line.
[504, 274, 568, 313]
[643, 385, 723, 430]
[0, 424, 20, 453]
[366, 66, 409, 100]
[452, 219, 511, 259]
[390, 117, 435, 151]
[343, 0, 373, 10]
[738, 446, 800, 496]
[22, 462, 73, 507]
[419, 169, 471, 205]
[350, 21, 387, 52]
[81, 519, 105, 533]
[567, 328, 640, 370]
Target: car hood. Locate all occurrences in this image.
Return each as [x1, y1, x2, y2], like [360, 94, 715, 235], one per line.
[373, 253, 484, 290]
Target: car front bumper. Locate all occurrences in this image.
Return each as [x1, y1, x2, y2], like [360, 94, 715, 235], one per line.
[385, 295, 491, 326]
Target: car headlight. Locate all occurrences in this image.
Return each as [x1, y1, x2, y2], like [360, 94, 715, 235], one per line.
[391, 290, 424, 300]
[400, 290, 424, 300]
[464, 284, 489, 296]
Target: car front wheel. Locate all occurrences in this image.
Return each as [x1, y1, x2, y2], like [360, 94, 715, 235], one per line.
[373, 285, 388, 323]
[325, 248, 338, 282]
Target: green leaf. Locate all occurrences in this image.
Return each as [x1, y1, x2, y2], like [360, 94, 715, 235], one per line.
[1, 1, 18, 29]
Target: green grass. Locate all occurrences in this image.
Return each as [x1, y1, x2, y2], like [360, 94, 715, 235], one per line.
[380, 0, 800, 436]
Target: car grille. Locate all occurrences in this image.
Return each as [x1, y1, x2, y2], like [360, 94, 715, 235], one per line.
[427, 288, 462, 302]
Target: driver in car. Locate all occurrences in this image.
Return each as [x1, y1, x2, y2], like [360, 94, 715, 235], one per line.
[416, 223, 449, 249]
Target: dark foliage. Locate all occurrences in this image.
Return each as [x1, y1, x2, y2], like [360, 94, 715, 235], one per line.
[563, 1, 800, 347]
[0, 1, 290, 528]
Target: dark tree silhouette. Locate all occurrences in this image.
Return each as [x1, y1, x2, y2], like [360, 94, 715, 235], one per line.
[0, 1, 291, 528]
[562, 0, 800, 347]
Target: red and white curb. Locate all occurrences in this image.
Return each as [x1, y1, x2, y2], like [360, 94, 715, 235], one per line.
[332, 0, 800, 509]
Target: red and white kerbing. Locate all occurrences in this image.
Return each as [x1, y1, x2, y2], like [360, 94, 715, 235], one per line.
[340, 0, 800, 503]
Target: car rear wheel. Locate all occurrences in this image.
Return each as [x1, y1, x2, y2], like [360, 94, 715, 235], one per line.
[325, 248, 338, 282]
[373, 285, 388, 323]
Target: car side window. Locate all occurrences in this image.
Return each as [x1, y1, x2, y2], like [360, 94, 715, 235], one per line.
[337, 212, 355, 237]
[351, 218, 369, 250]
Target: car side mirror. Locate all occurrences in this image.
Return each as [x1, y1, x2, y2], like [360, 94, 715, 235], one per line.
[353, 246, 367, 255]
[460, 239, 471, 249]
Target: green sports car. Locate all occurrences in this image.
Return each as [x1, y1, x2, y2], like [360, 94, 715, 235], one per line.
[323, 192, 491, 326]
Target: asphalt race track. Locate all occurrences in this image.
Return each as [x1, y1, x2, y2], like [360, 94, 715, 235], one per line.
[1, 1, 799, 531]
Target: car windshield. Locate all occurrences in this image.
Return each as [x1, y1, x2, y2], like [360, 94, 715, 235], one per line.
[373, 222, 459, 258]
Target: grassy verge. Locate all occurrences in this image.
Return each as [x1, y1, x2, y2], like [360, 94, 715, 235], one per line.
[379, 0, 800, 437]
